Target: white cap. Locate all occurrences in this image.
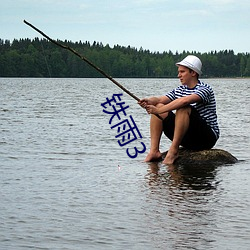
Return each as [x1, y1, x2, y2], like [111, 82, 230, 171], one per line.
[176, 55, 202, 75]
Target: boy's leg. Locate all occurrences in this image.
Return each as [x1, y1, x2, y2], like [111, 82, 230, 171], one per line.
[180, 107, 217, 150]
[163, 106, 191, 164]
[144, 104, 168, 162]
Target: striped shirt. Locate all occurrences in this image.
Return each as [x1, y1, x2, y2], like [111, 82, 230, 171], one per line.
[166, 80, 220, 139]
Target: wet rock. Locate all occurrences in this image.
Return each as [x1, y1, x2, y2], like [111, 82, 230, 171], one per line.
[162, 148, 238, 166]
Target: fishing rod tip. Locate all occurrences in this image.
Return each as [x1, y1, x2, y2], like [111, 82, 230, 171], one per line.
[23, 20, 30, 25]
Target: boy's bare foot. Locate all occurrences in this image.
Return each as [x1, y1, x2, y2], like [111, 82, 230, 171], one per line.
[144, 151, 162, 162]
[163, 149, 179, 165]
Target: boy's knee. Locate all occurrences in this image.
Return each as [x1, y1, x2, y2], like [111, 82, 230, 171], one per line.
[155, 103, 165, 108]
[176, 106, 192, 116]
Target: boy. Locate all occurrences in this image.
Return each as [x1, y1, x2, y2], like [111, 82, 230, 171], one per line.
[139, 55, 219, 164]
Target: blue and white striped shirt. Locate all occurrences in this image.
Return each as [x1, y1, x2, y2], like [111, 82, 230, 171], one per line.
[166, 80, 220, 139]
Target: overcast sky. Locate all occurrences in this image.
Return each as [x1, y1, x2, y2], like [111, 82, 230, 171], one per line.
[1, 0, 250, 53]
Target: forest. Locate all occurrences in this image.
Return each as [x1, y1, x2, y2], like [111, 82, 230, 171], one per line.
[0, 38, 250, 78]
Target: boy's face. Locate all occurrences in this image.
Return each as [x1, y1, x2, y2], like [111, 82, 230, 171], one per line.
[177, 65, 197, 85]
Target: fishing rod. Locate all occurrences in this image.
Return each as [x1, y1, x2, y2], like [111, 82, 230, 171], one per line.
[23, 20, 163, 120]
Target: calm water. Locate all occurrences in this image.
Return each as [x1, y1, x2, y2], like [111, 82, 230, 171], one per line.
[1, 78, 250, 250]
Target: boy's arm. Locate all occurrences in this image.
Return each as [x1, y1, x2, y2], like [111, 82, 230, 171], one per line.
[138, 95, 171, 107]
[146, 94, 201, 115]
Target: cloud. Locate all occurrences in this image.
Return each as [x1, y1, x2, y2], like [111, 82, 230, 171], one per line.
[199, 0, 250, 10]
[1, 0, 250, 53]
[134, 0, 168, 5]
[206, 0, 237, 4]
[79, 3, 89, 10]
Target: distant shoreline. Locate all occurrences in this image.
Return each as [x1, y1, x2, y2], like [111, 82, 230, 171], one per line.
[1, 38, 250, 78]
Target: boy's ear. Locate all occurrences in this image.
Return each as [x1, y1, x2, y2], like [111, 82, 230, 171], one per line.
[191, 70, 198, 77]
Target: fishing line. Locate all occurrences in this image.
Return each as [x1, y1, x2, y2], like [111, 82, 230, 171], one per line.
[40, 40, 52, 77]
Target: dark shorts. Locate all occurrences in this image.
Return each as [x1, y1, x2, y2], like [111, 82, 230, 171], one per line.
[163, 107, 217, 150]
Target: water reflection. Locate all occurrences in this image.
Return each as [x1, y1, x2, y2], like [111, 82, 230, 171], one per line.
[147, 162, 219, 191]
[144, 162, 221, 249]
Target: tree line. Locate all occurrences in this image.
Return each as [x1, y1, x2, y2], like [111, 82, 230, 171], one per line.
[0, 38, 250, 78]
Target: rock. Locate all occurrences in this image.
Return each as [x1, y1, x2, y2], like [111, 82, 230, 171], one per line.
[161, 148, 238, 166]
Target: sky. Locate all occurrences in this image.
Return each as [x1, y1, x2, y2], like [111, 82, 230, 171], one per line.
[1, 0, 250, 53]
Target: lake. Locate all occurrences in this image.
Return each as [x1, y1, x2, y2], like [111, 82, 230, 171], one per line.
[1, 78, 250, 249]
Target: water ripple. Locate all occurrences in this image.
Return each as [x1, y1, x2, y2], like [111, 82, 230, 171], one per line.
[0, 78, 250, 249]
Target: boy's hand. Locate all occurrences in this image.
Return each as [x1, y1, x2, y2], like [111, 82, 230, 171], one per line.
[138, 98, 150, 108]
[146, 105, 159, 115]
